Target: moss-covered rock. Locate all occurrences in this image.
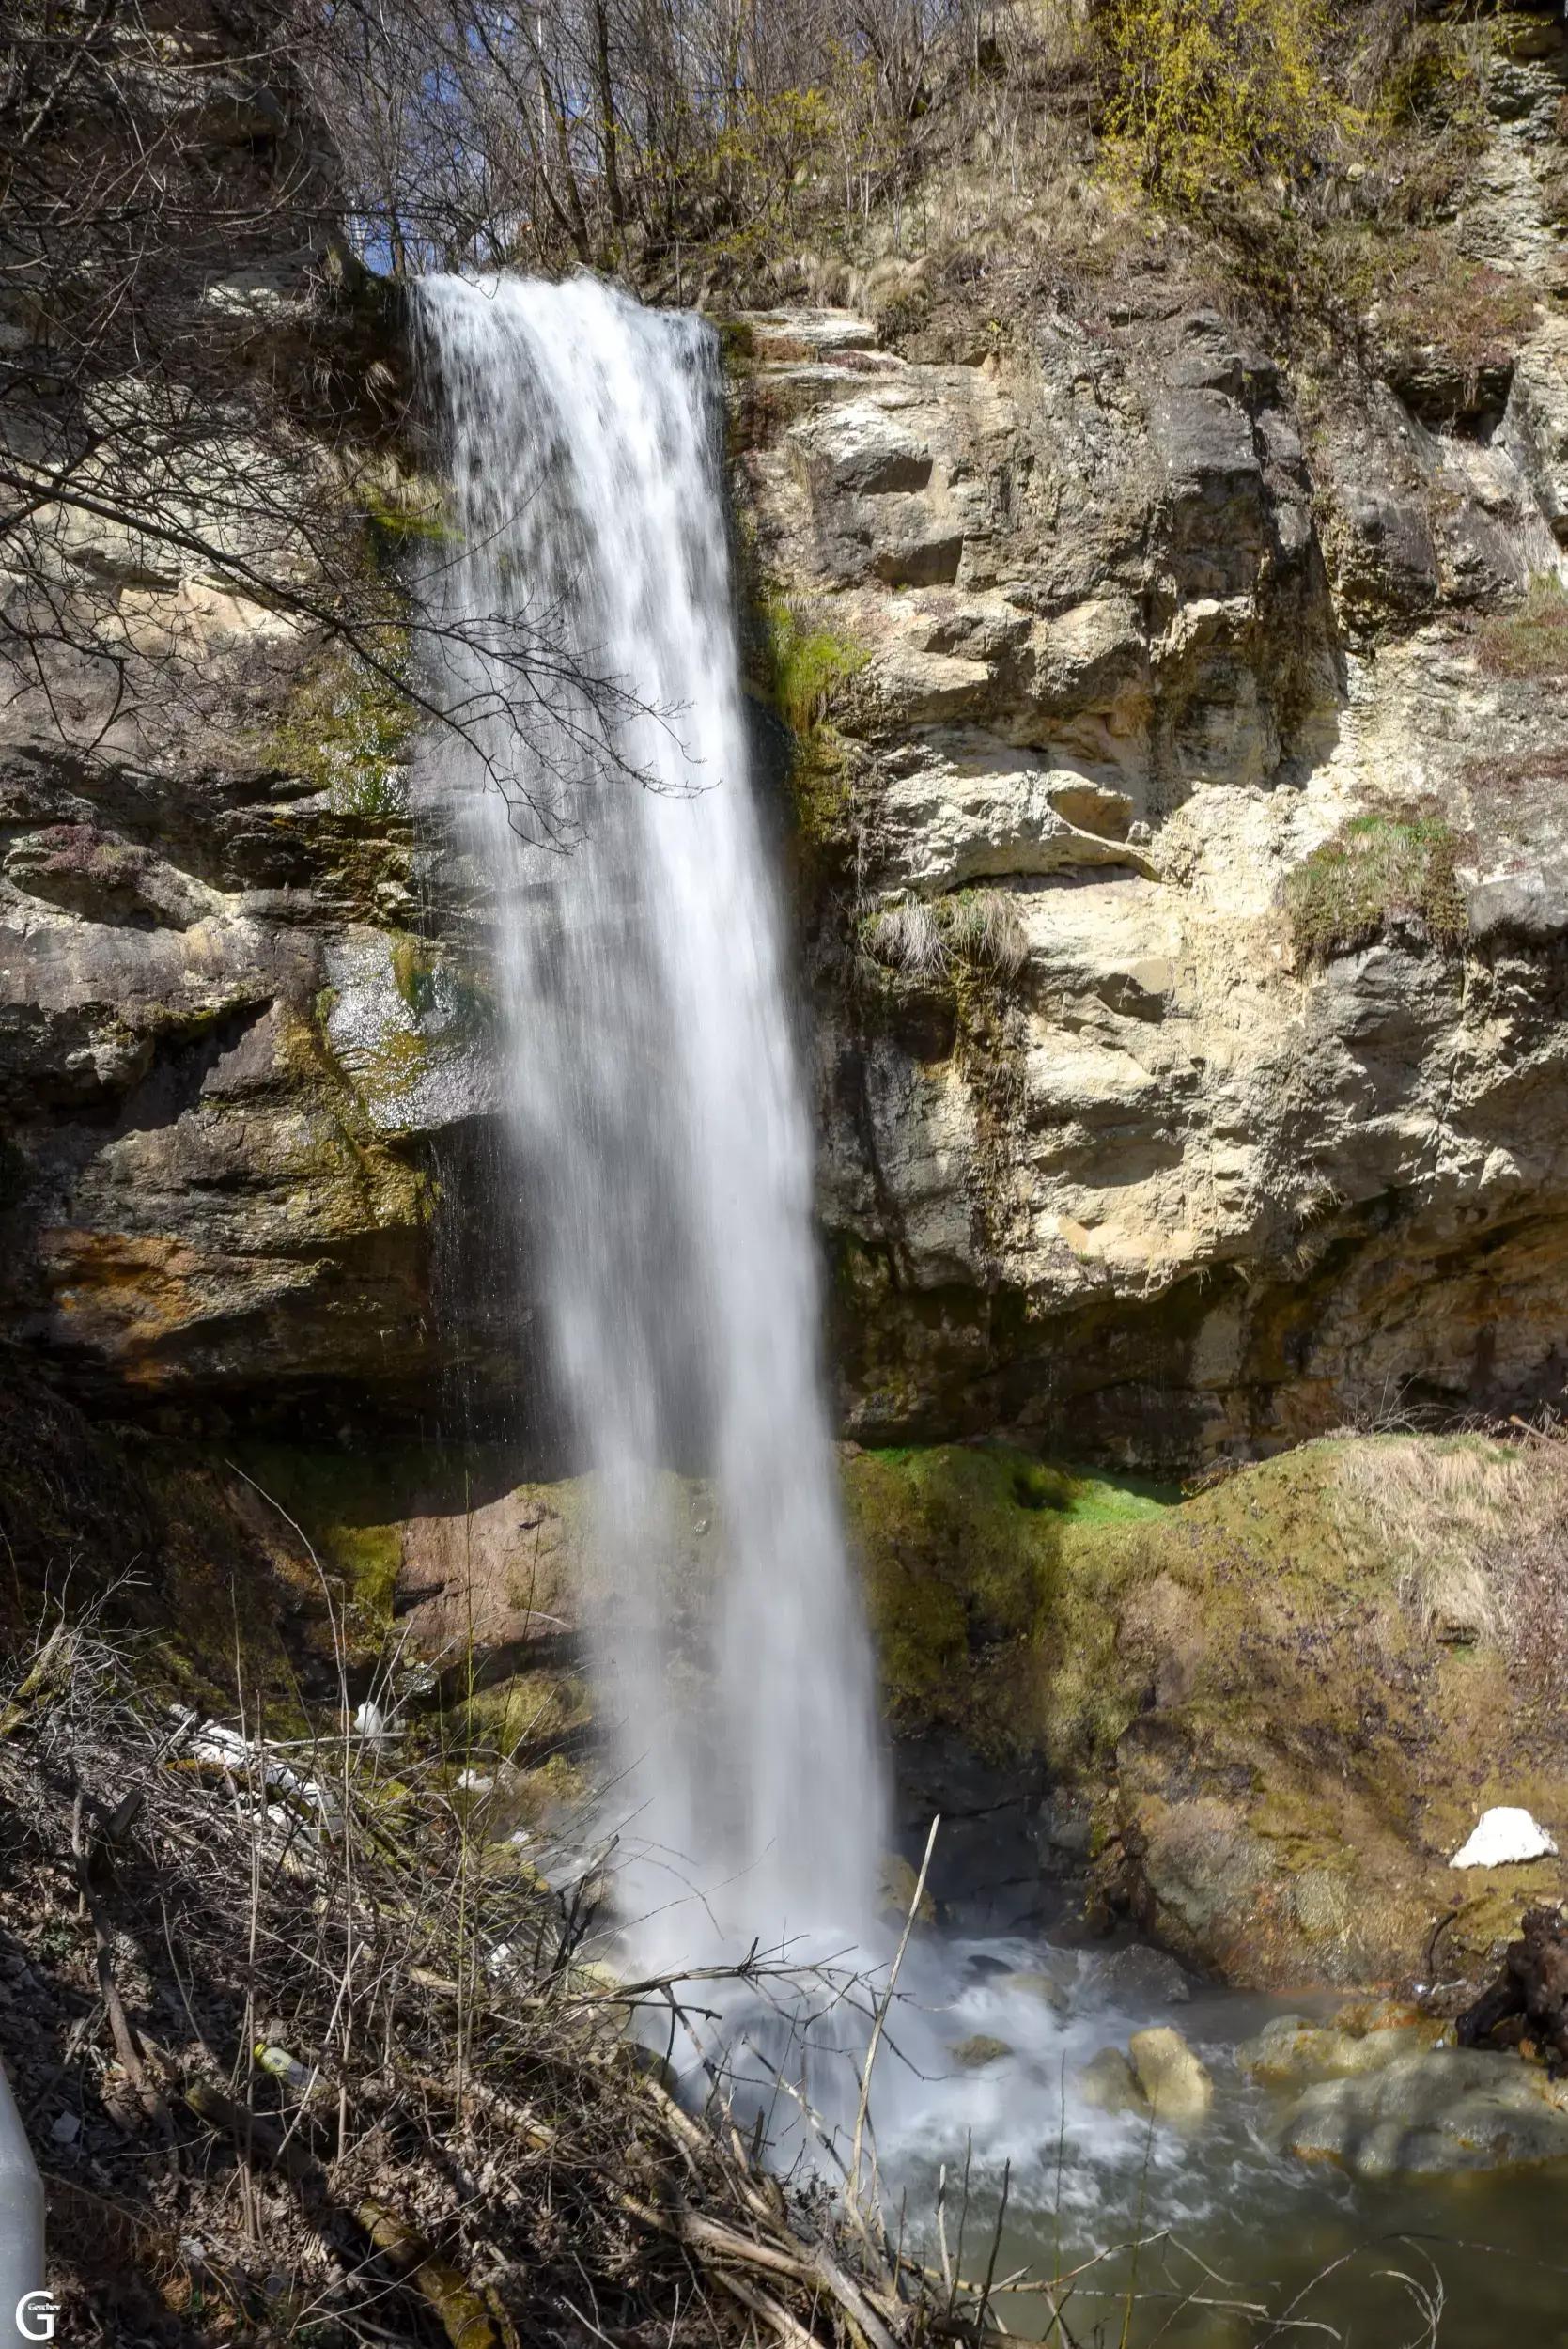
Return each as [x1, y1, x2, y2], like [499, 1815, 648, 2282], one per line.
[846, 1435, 1568, 1992]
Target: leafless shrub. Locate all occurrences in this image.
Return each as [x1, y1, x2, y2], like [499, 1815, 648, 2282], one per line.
[0, 0, 661, 844]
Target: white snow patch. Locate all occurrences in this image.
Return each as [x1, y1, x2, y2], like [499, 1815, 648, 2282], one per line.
[1450, 1806, 1559, 1869]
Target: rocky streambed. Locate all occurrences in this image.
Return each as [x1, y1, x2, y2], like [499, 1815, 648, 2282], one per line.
[881, 1954, 1568, 2345]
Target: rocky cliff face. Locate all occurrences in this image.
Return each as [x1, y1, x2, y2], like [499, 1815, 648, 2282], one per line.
[737, 18, 1568, 1462]
[0, 7, 504, 1427]
[3, 12, 1566, 1464]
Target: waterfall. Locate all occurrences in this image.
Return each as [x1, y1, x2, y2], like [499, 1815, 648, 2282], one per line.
[412, 274, 886, 1977]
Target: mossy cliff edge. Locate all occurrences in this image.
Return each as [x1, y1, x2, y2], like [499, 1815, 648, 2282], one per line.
[17, 1369, 1555, 2002]
[850, 1435, 1568, 1990]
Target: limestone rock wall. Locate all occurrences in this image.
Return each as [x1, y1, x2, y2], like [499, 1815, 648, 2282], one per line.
[732, 27, 1568, 1461]
[0, 8, 505, 1427]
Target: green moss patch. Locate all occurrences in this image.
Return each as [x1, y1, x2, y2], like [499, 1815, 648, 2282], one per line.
[223, 1441, 526, 1627]
[272, 641, 415, 818]
[859, 1435, 1568, 1984]
[1284, 813, 1466, 963]
[749, 595, 869, 863]
[845, 1444, 1178, 1768]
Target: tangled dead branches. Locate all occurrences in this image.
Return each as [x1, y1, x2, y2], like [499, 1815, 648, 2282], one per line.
[0, 1616, 1000, 2349]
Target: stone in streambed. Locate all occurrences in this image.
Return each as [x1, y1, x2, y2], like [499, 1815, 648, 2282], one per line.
[1075, 2047, 1149, 2118]
[877, 1852, 938, 1927]
[1238, 2000, 1446, 2087]
[1128, 2026, 1213, 2120]
[1096, 1945, 1194, 2006]
[1001, 1968, 1072, 2017]
[1280, 2048, 1568, 2177]
[952, 2033, 1013, 2069]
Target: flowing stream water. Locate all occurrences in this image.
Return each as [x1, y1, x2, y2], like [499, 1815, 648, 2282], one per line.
[411, 273, 1568, 2343]
[412, 272, 885, 1982]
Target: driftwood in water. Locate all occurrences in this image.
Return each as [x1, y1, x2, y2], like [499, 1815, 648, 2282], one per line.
[1456, 1906, 1568, 2067]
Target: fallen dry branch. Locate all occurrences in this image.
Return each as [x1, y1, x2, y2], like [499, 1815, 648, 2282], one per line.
[358, 2198, 521, 2349]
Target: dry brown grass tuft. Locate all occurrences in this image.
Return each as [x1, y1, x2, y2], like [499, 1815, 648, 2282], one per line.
[0, 1600, 915, 2349]
[1334, 1433, 1568, 1667]
[946, 890, 1030, 977]
[863, 899, 950, 978]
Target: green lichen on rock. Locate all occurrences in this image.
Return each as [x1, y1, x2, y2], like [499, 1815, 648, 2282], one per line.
[1284, 812, 1466, 962]
[272, 639, 416, 817]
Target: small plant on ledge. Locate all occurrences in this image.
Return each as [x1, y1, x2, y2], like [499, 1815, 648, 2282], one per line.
[1284, 811, 1467, 964]
[1472, 572, 1568, 683]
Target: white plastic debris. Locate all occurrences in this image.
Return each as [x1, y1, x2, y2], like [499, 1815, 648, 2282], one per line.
[188, 1721, 255, 1771]
[352, 1700, 388, 1748]
[183, 1721, 341, 1838]
[1450, 1806, 1560, 1869]
[457, 1768, 493, 1794]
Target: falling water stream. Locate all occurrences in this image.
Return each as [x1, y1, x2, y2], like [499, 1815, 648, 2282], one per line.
[412, 273, 885, 1982]
[411, 273, 1568, 2343]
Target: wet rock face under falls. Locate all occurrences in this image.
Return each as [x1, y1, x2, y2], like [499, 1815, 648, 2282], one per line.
[412, 274, 885, 1967]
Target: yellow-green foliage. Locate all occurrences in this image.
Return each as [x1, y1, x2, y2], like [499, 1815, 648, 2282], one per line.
[754, 595, 868, 851]
[275, 642, 415, 818]
[1100, 0, 1355, 209]
[759, 596, 867, 734]
[1474, 572, 1568, 681]
[1284, 813, 1466, 963]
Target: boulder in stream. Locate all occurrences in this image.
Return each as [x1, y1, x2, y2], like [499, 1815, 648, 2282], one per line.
[952, 2034, 1013, 2070]
[1075, 2047, 1149, 2118]
[1095, 1945, 1194, 2006]
[1128, 2026, 1213, 2120]
[1280, 2048, 1568, 2177]
[1238, 2000, 1446, 2086]
[1001, 1968, 1072, 2017]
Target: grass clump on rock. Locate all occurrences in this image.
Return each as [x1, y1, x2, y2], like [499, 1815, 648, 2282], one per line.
[861, 889, 1030, 985]
[1474, 572, 1568, 682]
[757, 594, 866, 736]
[1284, 812, 1466, 962]
[753, 594, 868, 859]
